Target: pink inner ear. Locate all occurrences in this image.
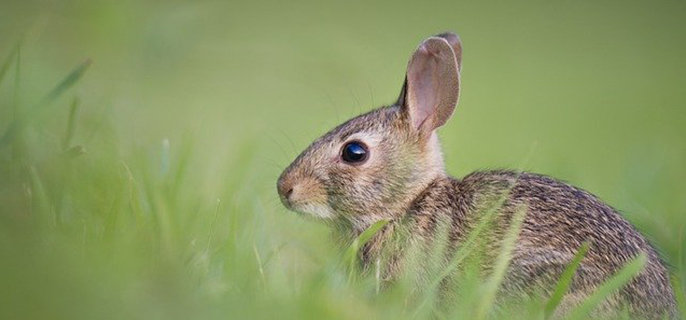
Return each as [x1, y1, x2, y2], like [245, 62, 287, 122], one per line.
[404, 37, 460, 133]
[407, 43, 442, 130]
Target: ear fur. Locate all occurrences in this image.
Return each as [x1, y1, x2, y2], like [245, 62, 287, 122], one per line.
[398, 32, 462, 134]
[435, 32, 462, 71]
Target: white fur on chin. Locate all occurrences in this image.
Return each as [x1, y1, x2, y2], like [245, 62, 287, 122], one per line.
[297, 203, 335, 219]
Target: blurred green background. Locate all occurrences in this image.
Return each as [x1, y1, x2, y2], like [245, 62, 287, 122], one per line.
[1, 0, 685, 318]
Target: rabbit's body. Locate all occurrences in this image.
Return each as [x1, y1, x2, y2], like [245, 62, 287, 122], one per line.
[359, 169, 676, 318]
[277, 33, 678, 318]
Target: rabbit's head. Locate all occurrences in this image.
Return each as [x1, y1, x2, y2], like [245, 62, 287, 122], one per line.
[278, 33, 462, 230]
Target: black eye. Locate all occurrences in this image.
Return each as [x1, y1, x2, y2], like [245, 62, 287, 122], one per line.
[341, 141, 368, 164]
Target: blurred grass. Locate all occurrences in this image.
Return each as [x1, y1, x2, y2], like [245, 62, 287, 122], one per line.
[1, 0, 685, 319]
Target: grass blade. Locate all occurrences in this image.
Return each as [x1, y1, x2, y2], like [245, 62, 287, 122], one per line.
[344, 219, 390, 262]
[343, 219, 390, 279]
[412, 143, 538, 317]
[420, 144, 537, 297]
[566, 253, 647, 320]
[28, 165, 52, 226]
[410, 187, 519, 319]
[476, 206, 527, 320]
[415, 183, 517, 312]
[544, 241, 591, 319]
[61, 97, 79, 150]
[0, 59, 91, 147]
[39, 59, 92, 108]
[0, 42, 20, 85]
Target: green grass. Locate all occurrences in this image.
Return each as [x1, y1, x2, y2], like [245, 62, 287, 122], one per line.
[544, 242, 591, 319]
[1, 0, 685, 319]
[567, 253, 648, 320]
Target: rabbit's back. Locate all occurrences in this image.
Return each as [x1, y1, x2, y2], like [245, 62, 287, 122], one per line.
[454, 170, 677, 318]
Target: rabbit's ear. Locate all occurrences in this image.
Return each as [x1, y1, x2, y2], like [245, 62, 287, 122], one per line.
[435, 32, 462, 71]
[398, 34, 461, 134]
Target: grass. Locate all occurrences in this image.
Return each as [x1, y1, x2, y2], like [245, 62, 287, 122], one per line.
[544, 242, 591, 319]
[1, 0, 685, 319]
[566, 254, 648, 320]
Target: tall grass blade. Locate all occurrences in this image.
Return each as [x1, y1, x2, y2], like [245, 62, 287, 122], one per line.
[343, 219, 390, 280]
[476, 206, 527, 320]
[0, 59, 91, 147]
[253, 244, 267, 288]
[39, 59, 92, 108]
[426, 143, 537, 291]
[566, 253, 647, 320]
[61, 97, 79, 150]
[206, 199, 221, 252]
[412, 142, 537, 317]
[121, 161, 145, 227]
[544, 241, 591, 319]
[415, 181, 518, 313]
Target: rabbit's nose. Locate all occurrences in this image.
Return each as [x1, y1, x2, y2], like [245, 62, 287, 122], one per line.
[277, 176, 295, 206]
[284, 187, 293, 199]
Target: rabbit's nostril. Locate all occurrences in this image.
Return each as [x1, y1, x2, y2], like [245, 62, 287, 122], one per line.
[277, 177, 295, 205]
[278, 184, 295, 208]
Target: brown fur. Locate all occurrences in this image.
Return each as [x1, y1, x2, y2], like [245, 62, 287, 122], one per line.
[277, 33, 678, 319]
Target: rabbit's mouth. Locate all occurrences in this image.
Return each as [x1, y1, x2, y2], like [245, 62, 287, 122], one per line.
[278, 189, 333, 219]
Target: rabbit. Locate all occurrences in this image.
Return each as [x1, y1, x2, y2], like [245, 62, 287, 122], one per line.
[276, 32, 678, 319]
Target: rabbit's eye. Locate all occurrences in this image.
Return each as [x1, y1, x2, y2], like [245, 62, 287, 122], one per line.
[341, 141, 368, 164]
